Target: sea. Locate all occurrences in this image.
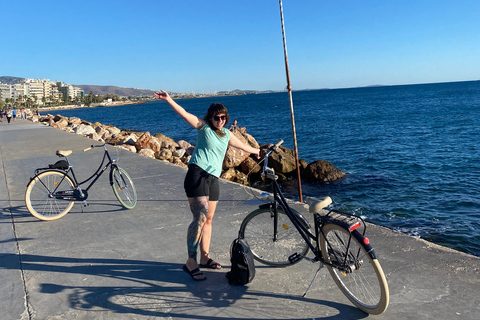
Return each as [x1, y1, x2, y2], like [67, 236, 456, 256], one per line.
[54, 80, 480, 258]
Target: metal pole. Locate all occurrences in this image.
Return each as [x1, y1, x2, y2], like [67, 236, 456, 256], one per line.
[278, 0, 303, 203]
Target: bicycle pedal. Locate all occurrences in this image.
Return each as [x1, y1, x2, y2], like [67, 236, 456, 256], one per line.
[288, 253, 303, 264]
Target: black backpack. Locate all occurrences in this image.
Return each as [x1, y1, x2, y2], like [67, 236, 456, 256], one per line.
[226, 238, 255, 285]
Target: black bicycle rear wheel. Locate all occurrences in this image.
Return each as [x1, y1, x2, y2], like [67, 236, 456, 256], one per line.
[239, 207, 310, 267]
[319, 223, 389, 314]
[111, 167, 137, 209]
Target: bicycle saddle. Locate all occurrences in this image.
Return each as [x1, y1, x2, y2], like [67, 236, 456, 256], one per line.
[56, 150, 72, 157]
[306, 196, 332, 213]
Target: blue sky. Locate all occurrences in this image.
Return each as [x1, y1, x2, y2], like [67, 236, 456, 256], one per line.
[1, 0, 479, 93]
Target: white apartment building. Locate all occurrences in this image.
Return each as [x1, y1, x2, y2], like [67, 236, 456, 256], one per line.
[0, 79, 81, 104]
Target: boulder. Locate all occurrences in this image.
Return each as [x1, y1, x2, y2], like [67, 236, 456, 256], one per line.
[223, 131, 252, 168]
[138, 148, 156, 159]
[220, 168, 236, 181]
[240, 157, 261, 175]
[106, 126, 121, 135]
[73, 124, 96, 136]
[266, 145, 297, 175]
[134, 132, 161, 153]
[173, 148, 186, 158]
[155, 148, 172, 161]
[69, 117, 83, 126]
[177, 140, 192, 150]
[172, 156, 187, 168]
[155, 133, 179, 151]
[302, 160, 345, 183]
[117, 144, 137, 153]
[121, 133, 138, 145]
[53, 114, 68, 123]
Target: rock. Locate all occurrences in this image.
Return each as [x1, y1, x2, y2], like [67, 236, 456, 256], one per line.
[155, 133, 179, 151]
[172, 156, 187, 168]
[155, 148, 172, 161]
[73, 124, 96, 136]
[121, 133, 138, 145]
[69, 117, 83, 126]
[177, 140, 192, 150]
[85, 132, 103, 142]
[138, 148, 156, 158]
[107, 135, 126, 145]
[302, 160, 345, 183]
[173, 148, 186, 158]
[134, 132, 161, 153]
[235, 171, 249, 185]
[220, 168, 236, 181]
[266, 145, 297, 175]
[51, 118, 69, 130]
[224, 131, 252, 168]
[117, 144, 137, 153]
[106, 126, 121, 135]
[240, 157, 261, 175]
[53, 114, 68, 122]
[182, 155, 191, 165]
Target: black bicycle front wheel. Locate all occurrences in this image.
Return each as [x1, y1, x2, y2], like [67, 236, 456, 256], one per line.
[111, 167, 137, 209]
[239, 207, 311, 267]
[319, 223, 389, 315]
[25, 170, 75, 221]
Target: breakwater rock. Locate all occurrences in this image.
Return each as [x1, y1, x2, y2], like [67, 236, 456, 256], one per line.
[31, 114, 345, 185]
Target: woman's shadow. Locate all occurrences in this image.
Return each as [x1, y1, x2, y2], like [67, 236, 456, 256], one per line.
[0, 252, 367, 319]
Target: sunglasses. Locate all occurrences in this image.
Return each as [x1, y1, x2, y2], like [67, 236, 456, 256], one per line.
[213, 115, 226, 121]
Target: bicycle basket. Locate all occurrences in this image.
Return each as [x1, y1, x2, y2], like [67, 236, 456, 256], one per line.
[48, 160, 69, 170]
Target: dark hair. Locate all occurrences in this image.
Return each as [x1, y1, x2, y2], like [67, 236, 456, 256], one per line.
[204, 103, 230, 137]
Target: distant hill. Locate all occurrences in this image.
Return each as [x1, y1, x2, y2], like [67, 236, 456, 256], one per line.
[0, 76, 25, 84]
[75, 85, 156, 97]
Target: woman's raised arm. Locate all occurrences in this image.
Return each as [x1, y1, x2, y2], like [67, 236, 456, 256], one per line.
[154, 90, 205, 129]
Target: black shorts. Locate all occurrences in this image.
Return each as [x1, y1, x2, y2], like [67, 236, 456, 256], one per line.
[184, 164, 220, 201]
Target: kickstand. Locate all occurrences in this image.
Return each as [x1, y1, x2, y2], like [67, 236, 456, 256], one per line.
[302, 264, 324, 298]
[80, 201, 89, 212]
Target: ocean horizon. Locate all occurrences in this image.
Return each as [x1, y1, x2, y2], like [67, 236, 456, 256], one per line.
[53, 80, 480, 258]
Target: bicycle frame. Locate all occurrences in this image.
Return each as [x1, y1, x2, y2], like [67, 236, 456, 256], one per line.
[260, 144, 374, 268]
[34, 144, 118, 202]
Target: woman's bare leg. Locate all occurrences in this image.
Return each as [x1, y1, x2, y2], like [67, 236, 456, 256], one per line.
[185, 197, 208, 277]
[199, 200, 221, 268]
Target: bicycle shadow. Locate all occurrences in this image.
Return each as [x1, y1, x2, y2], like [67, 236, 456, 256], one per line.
[0, 253, 368, 319]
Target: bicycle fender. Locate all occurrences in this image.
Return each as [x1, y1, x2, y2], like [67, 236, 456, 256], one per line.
[352, 229, 378, 259]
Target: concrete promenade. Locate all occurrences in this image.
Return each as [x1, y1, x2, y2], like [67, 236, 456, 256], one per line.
[1, 120, 479, 320]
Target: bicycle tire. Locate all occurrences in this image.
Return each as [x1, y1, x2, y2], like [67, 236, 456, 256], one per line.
[239, 207, 311, 267]
[319, 223, 389, 315]
[25, 170, 75, 221]
[111, 167, 137, 209]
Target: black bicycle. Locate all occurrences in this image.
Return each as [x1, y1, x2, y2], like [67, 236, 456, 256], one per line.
[25, 143, 137, 221]
[239, 140, 389, 314]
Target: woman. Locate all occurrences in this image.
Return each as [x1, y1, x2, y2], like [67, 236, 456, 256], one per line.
[154, 90, 260, 281]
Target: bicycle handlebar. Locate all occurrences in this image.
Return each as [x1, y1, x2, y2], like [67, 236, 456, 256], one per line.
[83, 144, 107, 152]
[262, 140, 284, 179]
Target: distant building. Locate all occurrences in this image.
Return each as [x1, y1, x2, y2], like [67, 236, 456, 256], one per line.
[0, 78, 82, 104]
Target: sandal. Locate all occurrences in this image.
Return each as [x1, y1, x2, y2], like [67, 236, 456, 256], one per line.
[183, 265, 207, 281]
[199, 258, 222, 269]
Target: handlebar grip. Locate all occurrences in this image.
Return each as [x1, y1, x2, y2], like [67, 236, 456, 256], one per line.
[83, 146, 93, 152]
[270, 140, 284, 151]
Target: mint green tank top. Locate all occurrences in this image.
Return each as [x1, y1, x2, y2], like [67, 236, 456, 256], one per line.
[189, 124, 231, 177]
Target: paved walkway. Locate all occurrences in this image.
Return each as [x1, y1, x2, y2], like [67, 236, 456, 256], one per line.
[1, 120, 479, 320]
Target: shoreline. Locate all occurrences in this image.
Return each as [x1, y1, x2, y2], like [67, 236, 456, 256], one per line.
[38, 100, 145, 112]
